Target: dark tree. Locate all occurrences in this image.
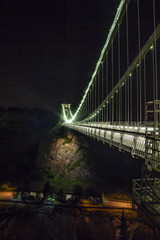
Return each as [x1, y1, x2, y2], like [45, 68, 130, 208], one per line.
[72, 185, 83, 203]
[119, 210, 128, 240]
[85, 187, 102, 204]
[56, 189, 66, 203]
[43, 181, 51, 198]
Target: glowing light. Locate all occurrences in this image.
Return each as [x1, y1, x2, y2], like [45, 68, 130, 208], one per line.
[150, 45, 154, 50]
[62, 0, 127, 123]
[147, 127, 154, 131]
[62, 105, 73, 123]
[140, 127, 146, 131]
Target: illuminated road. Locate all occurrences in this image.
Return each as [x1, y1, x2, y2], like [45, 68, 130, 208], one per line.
[103, 199, 132, 209]
[0, 192, 13, 200]
[80, 198, 133, 210]
[0, 192, 134, 210]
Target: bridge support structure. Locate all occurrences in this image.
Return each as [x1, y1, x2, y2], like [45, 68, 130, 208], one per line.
[61, 104, 73, 122]
[132, 100, 160, 227]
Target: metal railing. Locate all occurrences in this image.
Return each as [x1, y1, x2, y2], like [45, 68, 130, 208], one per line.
[66, 122, 146, 159]
[132, 178, 160, 215]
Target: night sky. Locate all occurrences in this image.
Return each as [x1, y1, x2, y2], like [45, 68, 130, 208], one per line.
[0, 0, 120, 113]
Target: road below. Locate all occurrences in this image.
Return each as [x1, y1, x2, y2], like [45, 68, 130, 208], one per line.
[0, 191, 133, 209]
[0, 191, 13, 200]
[103, 199, 132, 209]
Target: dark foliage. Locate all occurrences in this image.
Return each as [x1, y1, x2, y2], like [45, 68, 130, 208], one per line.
[43, 181, 51, 198]
[55, 189, 66, 203]
[72, 184, 83, 203]
[119, 210, 128, 240]
[0, 107, 57, 185]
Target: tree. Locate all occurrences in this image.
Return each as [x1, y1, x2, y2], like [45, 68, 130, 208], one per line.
[43, 181, 51, 198]
[119, 210, 128, 240]
[85, 187, 102, 204]
[72, 185, 83, 203]
[56, 189, 66, 203]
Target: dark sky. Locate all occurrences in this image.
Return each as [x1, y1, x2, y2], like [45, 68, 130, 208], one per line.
[0, 0, 120, 113]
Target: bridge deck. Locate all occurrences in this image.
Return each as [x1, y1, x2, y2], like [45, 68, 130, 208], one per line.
[65, 122, 148, 159]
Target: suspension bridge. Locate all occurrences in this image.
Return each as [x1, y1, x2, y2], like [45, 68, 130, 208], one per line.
[61, 0, 160, 226]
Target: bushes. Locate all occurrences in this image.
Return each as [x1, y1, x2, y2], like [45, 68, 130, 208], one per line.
[12, 191, 21, 200]
[55, 189, 66, 203]
[0, 183, 15, 191]
[72, 184, 83, 203]
[62, 136, 72, 145]
[84, 187, 102, 204]
[67, 155, 85, 172]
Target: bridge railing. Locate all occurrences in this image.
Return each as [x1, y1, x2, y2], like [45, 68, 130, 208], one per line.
[71, 121, 158, 135]
[66, 121, 146, 159]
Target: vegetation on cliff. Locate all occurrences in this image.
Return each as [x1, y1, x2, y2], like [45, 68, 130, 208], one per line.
[34, 127, 94, 192]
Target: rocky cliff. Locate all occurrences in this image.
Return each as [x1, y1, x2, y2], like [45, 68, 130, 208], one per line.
[32, 125, 144, 193]
[34, 127, 94, 192]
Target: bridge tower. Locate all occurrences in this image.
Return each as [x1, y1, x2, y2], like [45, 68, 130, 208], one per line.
[61, 104, 72, 122]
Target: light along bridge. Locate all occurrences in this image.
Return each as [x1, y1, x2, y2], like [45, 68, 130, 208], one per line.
[61, 0, 160, 227]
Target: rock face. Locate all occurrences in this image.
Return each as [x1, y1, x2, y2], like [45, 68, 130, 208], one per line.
[36, 127, 93, 181]
[34, 126, 144, 193]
